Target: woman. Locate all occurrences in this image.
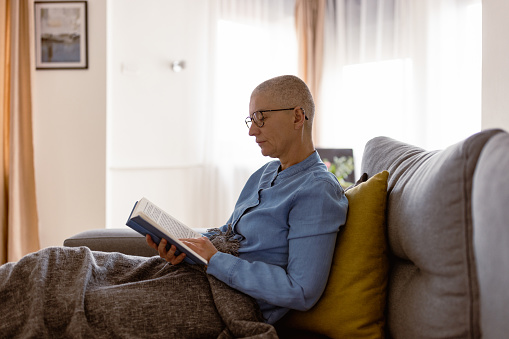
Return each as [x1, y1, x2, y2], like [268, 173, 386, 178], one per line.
[149, 75, 348, 324]
[0, 75, 347, 337]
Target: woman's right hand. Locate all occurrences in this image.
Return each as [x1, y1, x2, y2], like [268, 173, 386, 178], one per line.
[146, 234, 186, 265]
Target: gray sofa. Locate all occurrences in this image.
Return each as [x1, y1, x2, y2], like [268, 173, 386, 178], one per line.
[64, 128, 509, 338]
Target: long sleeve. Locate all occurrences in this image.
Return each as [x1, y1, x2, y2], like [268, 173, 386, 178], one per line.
[205, 152, 348, 324]
[207, 232, 340, 323]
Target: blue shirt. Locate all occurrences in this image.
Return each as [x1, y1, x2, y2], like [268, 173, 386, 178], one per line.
[204, 151, 348, 324]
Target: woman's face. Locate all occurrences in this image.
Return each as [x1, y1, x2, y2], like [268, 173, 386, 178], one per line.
[248, 93, 295, 160]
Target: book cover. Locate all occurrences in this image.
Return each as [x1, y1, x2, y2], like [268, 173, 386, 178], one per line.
[126, 198, 208, 265]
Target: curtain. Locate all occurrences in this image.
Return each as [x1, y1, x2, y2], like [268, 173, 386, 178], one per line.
[200, 0, 481, 227]
[0, 0, 40, 264]
[202, 0, 298, 227]
[319, 0, 482, 173]
[295, 0, 326, 144]
[0, 0, 9, 264]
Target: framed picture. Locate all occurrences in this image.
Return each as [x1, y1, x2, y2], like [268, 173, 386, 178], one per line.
[34, 1, 88, 70]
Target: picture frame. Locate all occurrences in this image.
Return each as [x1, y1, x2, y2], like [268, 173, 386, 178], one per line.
[34, 1, 88, 70]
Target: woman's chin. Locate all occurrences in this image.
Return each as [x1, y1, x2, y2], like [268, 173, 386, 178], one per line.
[260, 150, 276, 158]
[259, 144, 276, 158]
[260, 148, 270, 157]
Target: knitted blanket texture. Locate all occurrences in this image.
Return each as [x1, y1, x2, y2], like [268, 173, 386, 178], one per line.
[0, 233, 277, 338]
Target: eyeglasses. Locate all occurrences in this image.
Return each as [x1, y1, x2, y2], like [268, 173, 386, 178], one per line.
[245, 107, 308, 128]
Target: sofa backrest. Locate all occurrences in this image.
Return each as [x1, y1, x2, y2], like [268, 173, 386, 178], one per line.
[360, 129, 506, 338]
[472, 132, 509, 339]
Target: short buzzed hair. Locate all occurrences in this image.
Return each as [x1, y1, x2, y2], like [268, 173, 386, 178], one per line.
[251, 75, 315, 123]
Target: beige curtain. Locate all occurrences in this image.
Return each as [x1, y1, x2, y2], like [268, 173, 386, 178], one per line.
[295, 0, 326, 144]
[0, 0, 40, 264]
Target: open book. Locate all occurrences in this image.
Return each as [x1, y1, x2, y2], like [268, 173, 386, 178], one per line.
[126, 197, 207, 265]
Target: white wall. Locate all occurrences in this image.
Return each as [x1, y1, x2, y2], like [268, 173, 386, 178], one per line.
[482, 0, 509, 131]
[32, 0, 107, 248]
[106, 0, 210, 230]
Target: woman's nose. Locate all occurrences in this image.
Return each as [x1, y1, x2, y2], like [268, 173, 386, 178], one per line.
[248, 123, 259, 136]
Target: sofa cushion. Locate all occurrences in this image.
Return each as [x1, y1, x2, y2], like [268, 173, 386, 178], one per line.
[360, 129, 503, 338]
[280, 170, 389, 339]
[472, 131, 509, 338]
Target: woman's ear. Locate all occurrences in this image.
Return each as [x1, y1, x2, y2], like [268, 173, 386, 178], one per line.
[293, 107, 306, 129]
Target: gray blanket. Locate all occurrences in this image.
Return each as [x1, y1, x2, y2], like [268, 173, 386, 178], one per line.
[0, 246, 278, 338]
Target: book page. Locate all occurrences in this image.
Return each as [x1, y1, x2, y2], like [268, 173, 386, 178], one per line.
[138, 198, 201, 239]
[158, 213, 199, 239]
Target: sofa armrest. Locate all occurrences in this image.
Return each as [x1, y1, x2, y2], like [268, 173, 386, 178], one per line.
[63, 228, 158, 257]
[63, 227, 211, 257]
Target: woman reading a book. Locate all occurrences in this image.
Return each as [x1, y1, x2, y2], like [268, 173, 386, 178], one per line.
[147, 75, 348, 325]
[0, 75, 347, 337]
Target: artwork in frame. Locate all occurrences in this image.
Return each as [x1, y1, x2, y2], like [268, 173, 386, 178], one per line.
[316, 148, 355, 189]
[34, 1, 88, 70]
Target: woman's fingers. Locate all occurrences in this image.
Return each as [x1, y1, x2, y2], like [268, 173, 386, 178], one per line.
[146, 235, 188, 265]
[146, 234, 157, 250]
[158, 238, 186, 264]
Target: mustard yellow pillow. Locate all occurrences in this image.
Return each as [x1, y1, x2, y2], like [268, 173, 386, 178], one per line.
[281, 170, 389, 339]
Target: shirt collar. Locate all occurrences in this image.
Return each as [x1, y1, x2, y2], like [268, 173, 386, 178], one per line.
[276, 150, 320, 179]
[259, 151, 321, 188]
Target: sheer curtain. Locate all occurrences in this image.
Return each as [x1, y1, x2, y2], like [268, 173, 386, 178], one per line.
[201, 0, 482, 226]
[202, 0, 298, 227]
[319, 0, 482, 173]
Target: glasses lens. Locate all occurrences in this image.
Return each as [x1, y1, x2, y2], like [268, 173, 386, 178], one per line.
[253, 112, 265, 127]
[246, 112, 264, 128]
[254, 111, 262, 123]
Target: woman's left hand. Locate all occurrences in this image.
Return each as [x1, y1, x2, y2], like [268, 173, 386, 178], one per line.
[180, 237, 218, 262]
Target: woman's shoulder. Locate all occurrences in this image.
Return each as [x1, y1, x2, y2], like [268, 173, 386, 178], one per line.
[308, 163, 342, 188]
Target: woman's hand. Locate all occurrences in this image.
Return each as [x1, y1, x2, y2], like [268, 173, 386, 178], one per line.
[146, 235, 187, 265]
[146, 235, 218, 265]
[180, 237, 218, 262]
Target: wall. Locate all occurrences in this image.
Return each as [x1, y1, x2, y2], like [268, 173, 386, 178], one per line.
[106, 0, 210, 230]
[32, 0, 107, 248]
[482, 0, 509, 131]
